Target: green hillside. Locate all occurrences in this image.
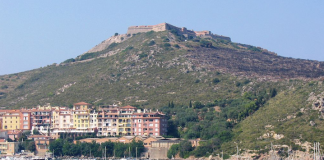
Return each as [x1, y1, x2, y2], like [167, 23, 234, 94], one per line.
[1, 29, 324, 158]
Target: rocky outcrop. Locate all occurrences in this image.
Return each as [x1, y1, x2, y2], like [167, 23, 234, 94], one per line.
[84, 34, 130, 54]
[308, 92, 324, 118]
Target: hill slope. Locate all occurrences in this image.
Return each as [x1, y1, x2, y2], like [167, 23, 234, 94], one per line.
[1, 30, 324, 108]
[1, 24, 324, 158]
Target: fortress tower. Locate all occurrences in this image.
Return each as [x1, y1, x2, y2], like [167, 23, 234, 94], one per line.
[126, 22, 231, 42]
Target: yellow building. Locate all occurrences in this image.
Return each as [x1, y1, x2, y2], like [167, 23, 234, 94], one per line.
[51, 107, 60, 129]
[118, 106, 136, 136]
[0, 139, 19, 156]
[73, 102, 91, 131]
[2, 110, 21, 130]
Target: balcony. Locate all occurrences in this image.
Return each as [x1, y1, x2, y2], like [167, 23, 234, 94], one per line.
[78, 117, 89, 120]
[0, 146, 8, 149]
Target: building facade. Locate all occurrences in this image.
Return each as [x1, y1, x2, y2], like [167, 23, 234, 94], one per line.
[31, 106, 52, 134]
[73, 102, 91, 131]
[2, 110, 21, 130]
[0, 103, 167, 137]
[0, 139, 19, 156]
[97, 105, 119, 136]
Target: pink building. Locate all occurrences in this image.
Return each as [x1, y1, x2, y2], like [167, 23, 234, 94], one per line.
[132, 111, 167, 136]
[20, 109, 31, 130]
[31, 108, 52, 134]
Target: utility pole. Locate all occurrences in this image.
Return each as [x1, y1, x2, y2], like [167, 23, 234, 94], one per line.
[221, 150, 223, 160]
[314, 142, 316, 160]
[136, 147, 138, 160]
[105, 146, 107, 160]
[236, 144, 239, 160]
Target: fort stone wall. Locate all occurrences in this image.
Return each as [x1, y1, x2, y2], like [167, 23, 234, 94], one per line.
[126, 22, 231, 42]
[127, 23, 231, 42]
[127, 23, 168, 35]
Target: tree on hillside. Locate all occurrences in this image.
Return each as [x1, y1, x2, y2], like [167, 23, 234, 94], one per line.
[167, 144, 179, 159]
[179, 140, 194, 158]
[27, 142, 36, 153]
[33, 129, 40, 135]
[270, 88, 277, 98]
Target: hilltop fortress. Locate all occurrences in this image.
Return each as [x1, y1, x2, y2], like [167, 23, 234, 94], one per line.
[85, 23, 231, 54]
[127, 22, 231, 42]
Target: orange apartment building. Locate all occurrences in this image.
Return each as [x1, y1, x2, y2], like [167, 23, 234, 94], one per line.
[29, 135, 53, 156]
[97, 105, 119, 136]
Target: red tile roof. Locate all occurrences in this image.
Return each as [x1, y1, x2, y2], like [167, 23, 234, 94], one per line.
[120, 105, 137, 109]
[29, 135, 51, 138]
[73, 102, 91, 105]
[7, 130, 22, 135]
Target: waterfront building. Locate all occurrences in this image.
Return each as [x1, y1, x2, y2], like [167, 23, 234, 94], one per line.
[118, 105, 136, 136]
[72, 102, 91, 132]
[132, 110, 167, 136]
[2, 110, 21, 130]
[0, 103, 168, 138]
[97, 105, 119, 136]
[29, 135, 53, 156]
[0, 139, 19, 156]
[20, 109, 31, 130]
[89, 109, 98, 132]
[31, 105, 52, 134]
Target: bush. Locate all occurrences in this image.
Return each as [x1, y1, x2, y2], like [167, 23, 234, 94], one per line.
[27, 142, 36, 152]
[114, 33, 118, 36]
[1, 85, 8, 89]
[63, 58, 75, 63]
[33, 129, 40, 135]
[148, 40, 155, 46]
[248, 46, 262, 52]
[124, 46, 133, 52]
[167, 144, 179, 159]
[200, 39, 213, 48]
[212, 78, 220, 84]
[163, 43, 171, 47]
[139, 53, 148, 59]
[79, 52, 98, 61]
[107, 42, 119, 49]
[173, 44, 180, 48]
[162, 37, 170, 42]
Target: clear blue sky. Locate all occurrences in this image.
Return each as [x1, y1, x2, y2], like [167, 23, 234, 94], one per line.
[1, 1, 323, 75]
